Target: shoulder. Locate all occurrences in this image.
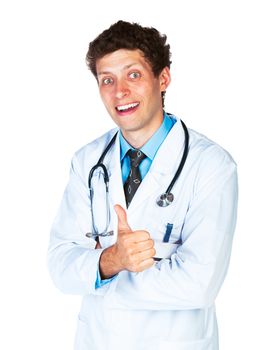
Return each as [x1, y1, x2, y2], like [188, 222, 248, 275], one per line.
[169, 115, 236, 169]
[75, 128, 118, 158]
[70, 128, 118, 176]
[188, 127, 236, 169]
[186, 127, 237, 193]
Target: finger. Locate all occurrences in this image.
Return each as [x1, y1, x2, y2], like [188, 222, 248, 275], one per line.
[137, 247, 156, 261]
[137, 258, 155, 271]
[132, 230, 151, 242]
[114, 204, 132, 233]
[132, 239, 154, 252]
[95, 240, 102, 249]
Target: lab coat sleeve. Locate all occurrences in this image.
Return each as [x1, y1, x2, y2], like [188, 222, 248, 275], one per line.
[105, 146, 238, 310]
[47, 154, 109, 296]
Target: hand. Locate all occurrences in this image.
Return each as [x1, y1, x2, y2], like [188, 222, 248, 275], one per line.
[95, 240, 102, 249]
[114, 204, 156, 272]
[99, 204, 156, 279]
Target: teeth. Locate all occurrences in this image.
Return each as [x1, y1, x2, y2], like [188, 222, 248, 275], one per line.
[116, 102, 139, 111]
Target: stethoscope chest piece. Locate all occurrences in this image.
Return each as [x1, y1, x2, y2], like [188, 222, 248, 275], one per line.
[156, 193, 174, 207]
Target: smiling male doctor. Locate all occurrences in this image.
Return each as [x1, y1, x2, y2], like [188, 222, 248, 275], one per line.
[48, 20, 238, 350]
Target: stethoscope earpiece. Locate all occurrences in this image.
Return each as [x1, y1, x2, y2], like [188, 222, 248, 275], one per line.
[156, 193, 174, 207]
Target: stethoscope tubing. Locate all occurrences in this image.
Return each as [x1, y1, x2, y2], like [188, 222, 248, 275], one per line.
[165, 120, 189, 195]
[90, 119, 189, 195]
[87, 118, 189, 236]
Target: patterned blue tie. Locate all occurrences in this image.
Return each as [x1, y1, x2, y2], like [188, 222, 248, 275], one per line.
[124, 149, 146, 207]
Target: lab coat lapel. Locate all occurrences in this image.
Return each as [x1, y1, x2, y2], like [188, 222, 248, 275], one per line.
[127, 119, 186, 214]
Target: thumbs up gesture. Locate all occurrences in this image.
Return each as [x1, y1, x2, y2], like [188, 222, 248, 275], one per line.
[99, 205, 156, 279]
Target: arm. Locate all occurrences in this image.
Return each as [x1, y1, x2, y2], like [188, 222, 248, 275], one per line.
[47, 148, 155, 294]
[103, 149, 238, 310]
[47, 154, 106, 295]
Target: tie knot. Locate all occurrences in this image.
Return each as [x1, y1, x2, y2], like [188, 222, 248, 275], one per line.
[127, 149, 146, 167]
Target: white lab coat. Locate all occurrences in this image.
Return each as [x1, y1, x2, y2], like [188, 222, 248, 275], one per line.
[48, 117, 238, 350]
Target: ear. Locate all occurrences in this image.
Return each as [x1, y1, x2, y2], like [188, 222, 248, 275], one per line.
[159, 67, 171, 92]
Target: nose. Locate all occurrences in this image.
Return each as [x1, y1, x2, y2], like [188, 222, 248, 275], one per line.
[115, 80, 130, 99]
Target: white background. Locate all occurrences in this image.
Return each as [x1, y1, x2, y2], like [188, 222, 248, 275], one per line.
[0, 0, 261, 349]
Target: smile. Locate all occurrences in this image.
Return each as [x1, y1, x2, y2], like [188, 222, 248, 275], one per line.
[116, 102, 139, 113]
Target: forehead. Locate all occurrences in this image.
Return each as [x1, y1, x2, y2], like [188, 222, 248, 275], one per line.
[96, 49, 152, 75]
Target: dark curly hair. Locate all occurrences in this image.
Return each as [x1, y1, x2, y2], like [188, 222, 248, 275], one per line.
[86, 20, 172, 106]
[86, 20, 172, 77]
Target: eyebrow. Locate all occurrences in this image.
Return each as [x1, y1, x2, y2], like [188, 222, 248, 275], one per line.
[97, 63, 140, 76]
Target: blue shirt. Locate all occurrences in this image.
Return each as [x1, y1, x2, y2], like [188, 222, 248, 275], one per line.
[95, 113, 176, 289]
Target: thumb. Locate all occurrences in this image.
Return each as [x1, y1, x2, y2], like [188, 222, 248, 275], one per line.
[114, 204, 132, 233]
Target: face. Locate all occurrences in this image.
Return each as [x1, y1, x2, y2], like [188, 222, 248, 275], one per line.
[96, 49, 171, 144]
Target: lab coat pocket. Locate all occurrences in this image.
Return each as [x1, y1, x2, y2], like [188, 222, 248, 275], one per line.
[74, 316, 103, 350]
[153, 240, 179, 260]
[74, 317, 92, 350]
[156, 220, 184, 244]
[158, 337, 212, 350]
[152, 219, 183, 259]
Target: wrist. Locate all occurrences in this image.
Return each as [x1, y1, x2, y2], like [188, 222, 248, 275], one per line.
[99, 244, 122, 279]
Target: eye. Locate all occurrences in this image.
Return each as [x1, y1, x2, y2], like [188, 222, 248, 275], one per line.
[129, 71, 141, 79]
[101, 77, 114, 86]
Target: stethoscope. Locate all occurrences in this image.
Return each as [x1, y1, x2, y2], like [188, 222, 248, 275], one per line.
[86, 120, 189, 238]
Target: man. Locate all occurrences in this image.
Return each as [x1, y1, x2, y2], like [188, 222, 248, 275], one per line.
[48, 21, 238, 350]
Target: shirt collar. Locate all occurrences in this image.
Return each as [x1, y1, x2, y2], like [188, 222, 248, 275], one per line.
[119, 112, 175, 161]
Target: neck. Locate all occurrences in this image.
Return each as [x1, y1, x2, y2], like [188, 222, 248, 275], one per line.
[121, 114, 164, 149]
[122, 131, 151, 149]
